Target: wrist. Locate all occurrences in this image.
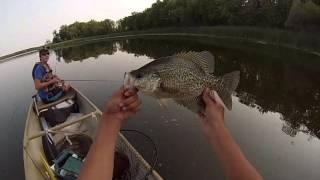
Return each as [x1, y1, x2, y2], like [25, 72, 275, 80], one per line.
[99, 115, 122, 137]
[102, 113, 123, 126]
[95, 114, 121, 144]
[212, 120, 225, 130]
[206, 121, 227, 140]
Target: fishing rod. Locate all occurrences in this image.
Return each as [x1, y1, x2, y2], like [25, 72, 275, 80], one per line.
[64, 72, 130, 83]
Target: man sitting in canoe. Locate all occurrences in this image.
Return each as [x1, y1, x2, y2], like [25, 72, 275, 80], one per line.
[32, 48, 70, 103]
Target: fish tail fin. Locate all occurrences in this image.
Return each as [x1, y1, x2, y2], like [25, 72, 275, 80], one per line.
[210, 71, 240, 110]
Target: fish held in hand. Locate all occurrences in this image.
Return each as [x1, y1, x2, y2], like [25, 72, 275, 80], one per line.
[124, 51, 240, 112]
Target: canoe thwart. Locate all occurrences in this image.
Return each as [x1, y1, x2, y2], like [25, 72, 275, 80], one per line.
[27, 111, 99, 142]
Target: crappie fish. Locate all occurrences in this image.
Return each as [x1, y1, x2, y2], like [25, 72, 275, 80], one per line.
[124, 51, 240, 112]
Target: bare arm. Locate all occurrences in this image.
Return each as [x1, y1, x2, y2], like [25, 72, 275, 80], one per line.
[33, 78, 58, 90]
[200, 89, 263, 180]
[78, 115, 121, 180]
[79, 87, 141, 180]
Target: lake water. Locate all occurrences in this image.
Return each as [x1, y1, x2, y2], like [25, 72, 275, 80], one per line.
[1, 36, 320, 180]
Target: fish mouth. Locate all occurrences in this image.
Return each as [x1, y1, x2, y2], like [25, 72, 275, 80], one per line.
[123, 72, 136, 89]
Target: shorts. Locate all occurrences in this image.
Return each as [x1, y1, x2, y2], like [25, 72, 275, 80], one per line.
[42, 88, 64, 103]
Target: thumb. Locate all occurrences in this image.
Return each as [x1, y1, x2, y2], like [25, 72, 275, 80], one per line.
[210, 90, 225, 108]
[202, 88, 214, 106]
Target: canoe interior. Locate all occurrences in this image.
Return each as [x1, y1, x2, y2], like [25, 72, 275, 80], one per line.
[23, 88, 163, 180]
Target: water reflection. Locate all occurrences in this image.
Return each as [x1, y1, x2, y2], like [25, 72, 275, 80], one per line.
[55, 40, 117, 62]
[54, 37, 320, 139]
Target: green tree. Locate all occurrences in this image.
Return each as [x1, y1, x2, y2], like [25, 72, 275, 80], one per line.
[52, 19, 116, 42]
[285, 0, 320, 31]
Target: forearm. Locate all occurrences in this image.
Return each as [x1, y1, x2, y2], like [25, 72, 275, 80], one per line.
[35, 81, 54, 90]
[208, 123, 263, 180]
[79, 114, 121, 180]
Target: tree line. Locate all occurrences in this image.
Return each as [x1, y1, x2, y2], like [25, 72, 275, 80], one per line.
[53, 19, 115, 43]
[52, 0, 320, 42]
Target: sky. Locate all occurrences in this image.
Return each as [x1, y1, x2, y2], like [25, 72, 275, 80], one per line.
[0, 0, 156, 56]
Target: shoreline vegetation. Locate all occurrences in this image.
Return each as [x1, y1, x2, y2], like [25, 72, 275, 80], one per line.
[1, 26, 319, 61]
[1, 0, 320, 60]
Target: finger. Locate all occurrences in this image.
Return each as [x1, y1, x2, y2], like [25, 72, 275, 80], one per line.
[124, 88, 138, 97]
[132, 104, 141, 113]
[120, 94, 139, 107]
[198, 111, 206, 119]
[211, 91, 225, 109]
[198, 115, 208, 126]
[208, 90, 218, 104]
[202, 88, 215, 106]
[122, 99, 141, 111]
[123, 105, 141, 117]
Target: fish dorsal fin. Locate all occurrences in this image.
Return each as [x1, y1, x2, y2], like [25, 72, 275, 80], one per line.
[175, 51, 215, 74]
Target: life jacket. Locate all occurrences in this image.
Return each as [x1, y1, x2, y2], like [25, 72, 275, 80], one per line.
[32, 63, 60, 94]
[32, 62, 52, 82]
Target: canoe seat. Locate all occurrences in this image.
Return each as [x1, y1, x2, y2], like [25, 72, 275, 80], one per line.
[37, 90, 76, 111]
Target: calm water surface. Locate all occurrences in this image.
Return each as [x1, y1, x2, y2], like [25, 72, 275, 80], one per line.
[1, 37, 320, 180]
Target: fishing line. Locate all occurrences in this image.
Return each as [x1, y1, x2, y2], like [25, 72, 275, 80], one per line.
[64, 79, 121, 82]
[52, 58, 121, 83]
[120, 129, 158, 180]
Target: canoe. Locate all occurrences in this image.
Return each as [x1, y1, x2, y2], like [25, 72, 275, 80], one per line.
[23, 87, 163, 180]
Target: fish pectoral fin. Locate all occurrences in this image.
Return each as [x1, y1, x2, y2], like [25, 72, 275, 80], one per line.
[174, 96, 203, 114]
[175, 51, 215, 74]
[214, 71, 240, 110]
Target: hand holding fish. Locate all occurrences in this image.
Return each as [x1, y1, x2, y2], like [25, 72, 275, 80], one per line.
[103, 87, 141, 123]
[199, 88, 263, 180]
[80, 87, 141, 180]
[199, 88, 225, 137]
[49, 77, 60, 84]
